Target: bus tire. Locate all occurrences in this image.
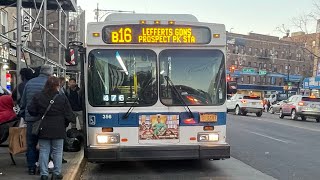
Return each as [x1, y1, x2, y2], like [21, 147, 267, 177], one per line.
[279, 109, 284, 119]
[235, 106, 241, 115]
[316, 118, 320, 123]
[256, 111, 262, 117]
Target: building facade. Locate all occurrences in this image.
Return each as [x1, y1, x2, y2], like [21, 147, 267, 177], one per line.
[227, 32, 313, 97]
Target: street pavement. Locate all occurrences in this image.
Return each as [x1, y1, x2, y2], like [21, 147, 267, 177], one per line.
[0, 146, 84, 180]
[227, 111, 320, 180]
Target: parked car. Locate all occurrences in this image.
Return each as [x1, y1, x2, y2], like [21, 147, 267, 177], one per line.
[279, 95, 320, 122]
[269, 100, 287, 114]
[227, 94, 264, 116]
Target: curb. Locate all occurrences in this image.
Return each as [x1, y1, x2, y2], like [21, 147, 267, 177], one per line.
[63, 151, 87, 180]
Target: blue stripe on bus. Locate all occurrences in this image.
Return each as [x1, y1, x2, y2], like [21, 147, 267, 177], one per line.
[87, 112, 226, 127]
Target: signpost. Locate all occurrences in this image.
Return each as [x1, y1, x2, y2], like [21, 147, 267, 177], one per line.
[242, 68, 255, 74]
[259, 70, 267, 75]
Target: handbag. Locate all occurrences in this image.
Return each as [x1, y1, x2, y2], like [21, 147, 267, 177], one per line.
[8, 127, 27, 155]
[32, 94, 59, 135]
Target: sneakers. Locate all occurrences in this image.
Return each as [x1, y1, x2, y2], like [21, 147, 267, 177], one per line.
[51, 174, 63, 180]
[41, 175, 49, 180]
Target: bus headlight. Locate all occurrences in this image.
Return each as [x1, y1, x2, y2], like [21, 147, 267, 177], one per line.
[198, 133, 219, 142]
[96, 134, 120, 144]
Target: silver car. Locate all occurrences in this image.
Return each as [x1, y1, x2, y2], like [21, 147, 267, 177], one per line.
[279, 95, 320, 122]
[269, 100, 287, 114]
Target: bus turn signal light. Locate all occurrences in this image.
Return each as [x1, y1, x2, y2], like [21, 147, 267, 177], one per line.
[121, 138, 128, 142]
[213, 34, 220, 38]
[102, 127, 113, 132]
[190, 137, 196, 141]
[168, 21, 175, 25]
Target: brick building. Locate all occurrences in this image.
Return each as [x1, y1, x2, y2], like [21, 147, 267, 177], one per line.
[227, 32, 313, 97]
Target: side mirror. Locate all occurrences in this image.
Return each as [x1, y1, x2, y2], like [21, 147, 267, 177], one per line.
[65, 48, 79, 66]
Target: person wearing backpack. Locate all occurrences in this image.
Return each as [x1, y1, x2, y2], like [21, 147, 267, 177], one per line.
[28, 76, 75, 180]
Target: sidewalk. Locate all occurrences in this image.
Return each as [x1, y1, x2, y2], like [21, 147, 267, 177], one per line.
[0, 146, 85, 180]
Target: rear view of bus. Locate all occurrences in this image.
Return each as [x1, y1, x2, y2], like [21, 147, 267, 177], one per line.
[84, 13, 229, 162]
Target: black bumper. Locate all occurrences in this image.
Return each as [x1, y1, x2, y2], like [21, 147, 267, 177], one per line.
[85, 144, 230, 162]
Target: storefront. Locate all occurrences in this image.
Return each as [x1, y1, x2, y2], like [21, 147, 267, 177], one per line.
[303, 77, 320, 97]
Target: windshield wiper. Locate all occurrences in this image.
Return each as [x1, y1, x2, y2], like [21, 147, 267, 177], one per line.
[164, 76, 194, 119]
[122, 77, 155, 119]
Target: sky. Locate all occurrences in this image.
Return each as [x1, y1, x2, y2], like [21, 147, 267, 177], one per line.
[77, 0, 317, 37]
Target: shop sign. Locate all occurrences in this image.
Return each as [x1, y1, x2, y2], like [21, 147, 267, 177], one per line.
[0, 45, 9, 63]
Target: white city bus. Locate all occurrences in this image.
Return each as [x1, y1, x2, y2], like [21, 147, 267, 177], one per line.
[66, 13, 229, 162]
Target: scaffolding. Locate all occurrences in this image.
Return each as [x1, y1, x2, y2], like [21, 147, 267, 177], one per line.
[0, 0, 76, 96]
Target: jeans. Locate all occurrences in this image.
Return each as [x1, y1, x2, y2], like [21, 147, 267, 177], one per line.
[38, 139, 64, 176]
[26, 122, 39, 169]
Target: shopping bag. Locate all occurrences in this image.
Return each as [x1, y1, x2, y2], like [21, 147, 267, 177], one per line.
[8, 127, 27, 155]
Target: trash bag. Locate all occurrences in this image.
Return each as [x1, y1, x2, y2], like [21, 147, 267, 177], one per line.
[63, 137, 81, 152]
[66, 128, 84, 143]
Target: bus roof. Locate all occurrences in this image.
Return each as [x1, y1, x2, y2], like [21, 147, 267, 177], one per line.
[104, 13, 198, 23]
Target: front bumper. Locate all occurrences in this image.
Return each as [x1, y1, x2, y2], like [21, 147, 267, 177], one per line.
[85, 144, 230, 162]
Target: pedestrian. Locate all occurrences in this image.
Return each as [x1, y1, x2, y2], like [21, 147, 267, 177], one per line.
[0, 95, 17, 123]
[28, 76, 75, 180]
[267, 100, 271, 112]
[66, 78, 83, 130]
[19, 64, 54, 175]
[58, 77, 66, 94]
[11, 68, 34, 104]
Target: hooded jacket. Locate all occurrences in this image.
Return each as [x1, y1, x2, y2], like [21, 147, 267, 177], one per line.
[0, 95, 17, 123]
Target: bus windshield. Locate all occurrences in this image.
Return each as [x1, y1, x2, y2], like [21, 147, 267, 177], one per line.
[88, 49, 157, 106]
[159, 49, 226, 106]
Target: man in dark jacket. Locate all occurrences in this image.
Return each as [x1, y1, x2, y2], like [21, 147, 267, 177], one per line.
[66, 78, 83, 130]
[20, 64, 53, 175]
[12, 68, 34, 103]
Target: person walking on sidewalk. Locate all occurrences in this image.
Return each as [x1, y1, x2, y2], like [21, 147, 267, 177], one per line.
[28, 76, 76, 180]
[20, 65, 54, 175]
[66, 78, 83, 130]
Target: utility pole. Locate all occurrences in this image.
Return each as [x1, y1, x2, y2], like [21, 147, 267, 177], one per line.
[96, 3, 99, 22]
[16, 0, 22, 99]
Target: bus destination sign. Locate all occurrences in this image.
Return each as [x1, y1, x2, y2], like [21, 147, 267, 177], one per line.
[102, 25, 211, 44]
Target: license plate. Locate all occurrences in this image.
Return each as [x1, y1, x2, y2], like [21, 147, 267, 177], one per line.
[200, 113, 217, 122]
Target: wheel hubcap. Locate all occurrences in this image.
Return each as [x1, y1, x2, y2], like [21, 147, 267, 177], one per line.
[291, 111, 295, 119]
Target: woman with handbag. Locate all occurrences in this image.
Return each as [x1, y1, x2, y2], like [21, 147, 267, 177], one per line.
[28, 76, 75, 180]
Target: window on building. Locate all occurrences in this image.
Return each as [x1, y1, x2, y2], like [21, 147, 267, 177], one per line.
[255, 48, 259, 56]
[248, 47, 252, 55]
[273, 65, 277, 72]
[12, 18, 17, 41]
[235, 60, 238, 65]
[241, 76, 244, 83]
[240, 46, 245, 54]
[296, 66, 299, 74]
[248, 61, 251, 67]
[35, 40, 41, 46]
[281, 51, 285, 59]
[247, 76, 251, 84]
[235, 46, 239, 54]
[48, 41, 54, 47]
[271, 77, 276, 85]
[280, 65, 283, 73]
[252, 76, 256, 82]
[259, 63, 262, 69]
[275, 50, 278, 58]
[263, 63, 267, 68]
[264, 49, 269, 57]
[253, 62, 257, 67]
[260, 48, 263, 56]
[312, 41, 316, 47]
[0, 10, 8, 35]
[269, 63, 272, 69]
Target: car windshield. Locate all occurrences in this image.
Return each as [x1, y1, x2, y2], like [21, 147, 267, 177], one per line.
[88, 49, 157, 106]
[159, 49, 225, 106]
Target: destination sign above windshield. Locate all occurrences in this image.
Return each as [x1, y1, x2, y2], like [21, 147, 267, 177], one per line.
[102, 25, 211, 44]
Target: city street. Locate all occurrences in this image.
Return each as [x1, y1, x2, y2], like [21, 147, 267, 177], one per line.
[228, 111, 320, 180]
[81, 112, 320, 180]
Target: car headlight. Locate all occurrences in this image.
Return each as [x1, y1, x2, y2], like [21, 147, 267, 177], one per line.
[197, 133, 219, 142]
[96, 134, 120, 144]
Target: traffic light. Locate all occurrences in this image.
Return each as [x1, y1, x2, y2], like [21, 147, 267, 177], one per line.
[229, 65, 235, 73]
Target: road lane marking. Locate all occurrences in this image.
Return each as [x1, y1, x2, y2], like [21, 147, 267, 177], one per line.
[239, 115, 320, 133]
[246, 131, 292, 144]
